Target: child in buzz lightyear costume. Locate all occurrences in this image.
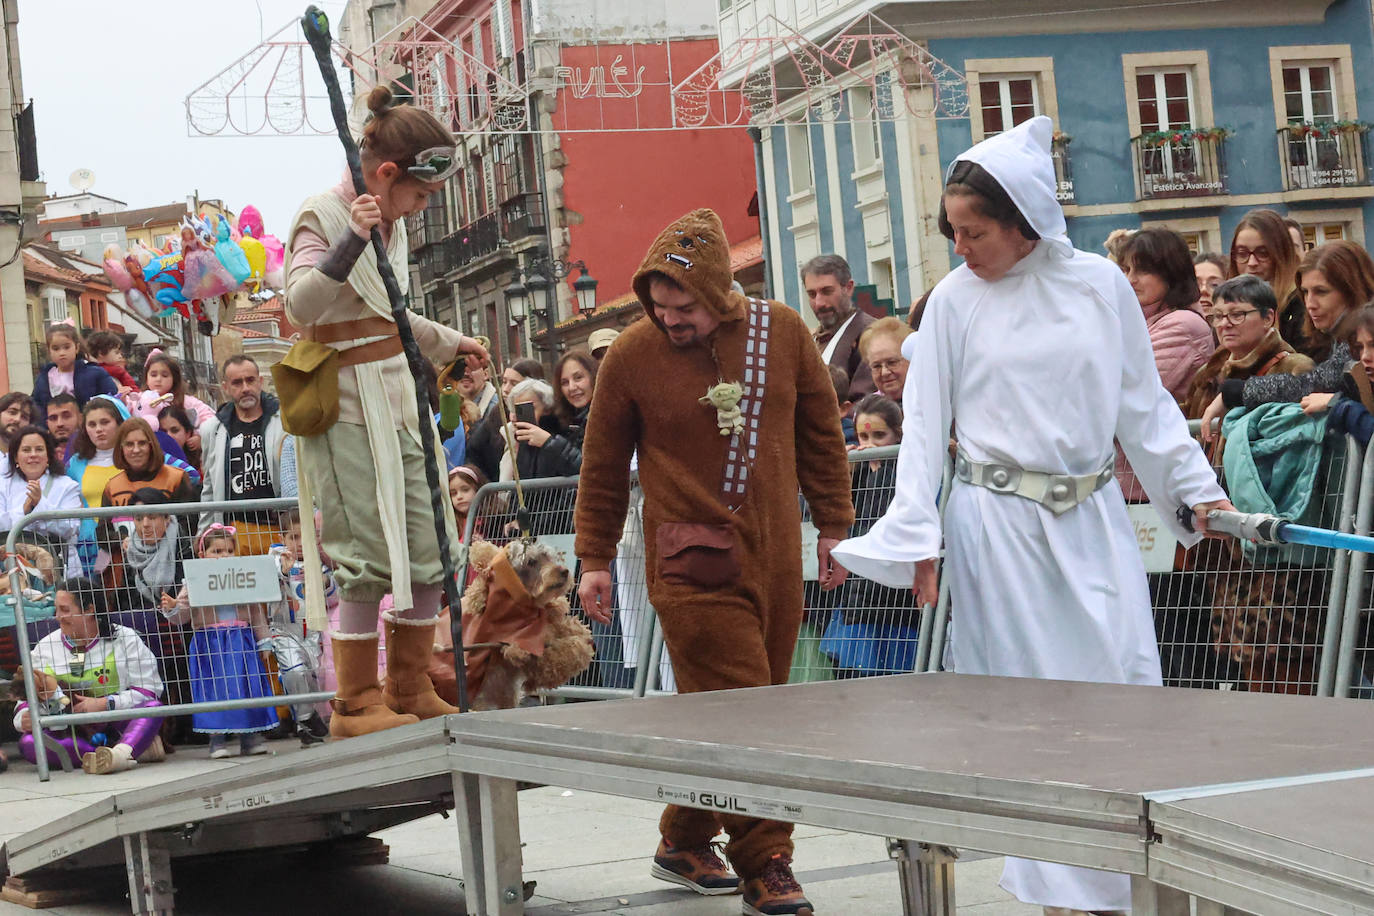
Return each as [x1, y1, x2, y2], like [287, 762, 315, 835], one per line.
[14, 578, 164, 775]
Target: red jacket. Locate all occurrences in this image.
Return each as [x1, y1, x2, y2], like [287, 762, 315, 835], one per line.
[95, 362, 139, 392]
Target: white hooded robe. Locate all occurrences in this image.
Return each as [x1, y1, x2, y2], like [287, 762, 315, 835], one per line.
[832, 117, 1226, 911]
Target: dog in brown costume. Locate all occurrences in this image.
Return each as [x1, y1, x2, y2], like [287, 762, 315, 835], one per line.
[460, 540, 594, 711]
[1210, 569, 1324, 694]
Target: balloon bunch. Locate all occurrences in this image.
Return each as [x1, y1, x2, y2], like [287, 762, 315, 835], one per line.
[100, 204, 286, 331]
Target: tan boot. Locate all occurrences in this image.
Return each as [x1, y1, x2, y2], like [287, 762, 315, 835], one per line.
[382, 613, 463, 719]
[329, 633, 420, 739]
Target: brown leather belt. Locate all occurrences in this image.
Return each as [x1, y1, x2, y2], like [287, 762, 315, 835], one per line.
[300, 315, 396, 343]
[301, 316, 402, 367]
[338, 336, 404, 367]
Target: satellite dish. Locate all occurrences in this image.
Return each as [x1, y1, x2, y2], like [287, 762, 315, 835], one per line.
[69, 169, 96, 192]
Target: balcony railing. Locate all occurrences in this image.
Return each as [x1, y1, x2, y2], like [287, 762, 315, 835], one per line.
[1051, 135, 1075, 204]
[1131, 130, 1229, 201]
[449, 213, 504, 272]
[501, 192, 545, 241]
[1278, 124, 1372, 191]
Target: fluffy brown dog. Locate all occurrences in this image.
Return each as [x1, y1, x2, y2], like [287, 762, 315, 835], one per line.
[461, 540, 594, 711]
[1210, 569, 1324, 694]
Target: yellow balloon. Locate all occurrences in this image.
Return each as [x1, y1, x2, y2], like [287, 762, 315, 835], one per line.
[239, 235, 267, 289]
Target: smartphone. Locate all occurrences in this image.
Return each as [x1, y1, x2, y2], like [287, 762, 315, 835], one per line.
[514, 402, 536, 425]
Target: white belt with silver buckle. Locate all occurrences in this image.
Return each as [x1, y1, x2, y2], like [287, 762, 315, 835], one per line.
[954, 447, 1115, 516]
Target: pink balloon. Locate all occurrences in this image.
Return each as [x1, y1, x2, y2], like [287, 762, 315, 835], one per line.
[103, 257, 132, 291]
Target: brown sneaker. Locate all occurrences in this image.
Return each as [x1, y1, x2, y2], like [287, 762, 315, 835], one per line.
[742, 853, 813, 916]
[650, 839, 740, 895]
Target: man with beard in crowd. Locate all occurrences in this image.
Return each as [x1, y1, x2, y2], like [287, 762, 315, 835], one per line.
[805, 254, 876, 403]
[45, 393, 80, 451]
[0, 392, 36, 474]
[197, 355, 286, 554]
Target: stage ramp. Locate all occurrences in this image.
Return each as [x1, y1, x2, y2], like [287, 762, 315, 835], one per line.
[2, 721, 457, 913]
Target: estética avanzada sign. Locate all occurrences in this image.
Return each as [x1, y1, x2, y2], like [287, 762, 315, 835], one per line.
[184, 555, 283, 607]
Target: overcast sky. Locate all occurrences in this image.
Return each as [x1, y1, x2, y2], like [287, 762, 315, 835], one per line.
[18, 0, 357, 233]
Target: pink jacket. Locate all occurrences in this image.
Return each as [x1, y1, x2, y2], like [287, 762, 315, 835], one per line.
[1116, 303, 1215, 502]
[1143, 303, 1215, 402]
[125, 390, 215, 432]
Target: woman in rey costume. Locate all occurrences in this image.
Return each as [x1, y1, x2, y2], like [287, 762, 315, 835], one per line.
[285, 87, 489, 739]
[831, 117, 1235, 913]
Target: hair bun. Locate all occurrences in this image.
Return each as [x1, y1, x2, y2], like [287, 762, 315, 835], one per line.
[366, 85, 395, 116]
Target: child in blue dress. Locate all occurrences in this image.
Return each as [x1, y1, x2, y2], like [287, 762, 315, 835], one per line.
[162, 523, 277, 756]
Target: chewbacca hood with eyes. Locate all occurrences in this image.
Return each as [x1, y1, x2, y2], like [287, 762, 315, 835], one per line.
[632, 208, 748, 332]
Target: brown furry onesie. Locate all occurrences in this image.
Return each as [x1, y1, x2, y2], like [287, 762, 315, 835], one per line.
[573, 209, 854, 879]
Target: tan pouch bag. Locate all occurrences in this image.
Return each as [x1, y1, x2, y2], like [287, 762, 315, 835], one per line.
[272, 339, 340, 438]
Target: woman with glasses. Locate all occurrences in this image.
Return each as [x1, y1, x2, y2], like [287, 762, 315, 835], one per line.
[1200, 241, 1374, 445]
[1228, 209, 1316, 358]
[1184, 275, 1313, 421]
[857, 317, 913, 402]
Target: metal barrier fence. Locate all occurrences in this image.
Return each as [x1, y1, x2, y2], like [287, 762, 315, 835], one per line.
[10, 427, 1374, 781]
[1104, 422, 1358, 696]
[460, 429, 1372, 700]
[3, 498, 333, 782]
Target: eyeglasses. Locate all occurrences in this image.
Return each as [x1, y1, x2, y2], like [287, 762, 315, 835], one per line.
[869, 358, 907, 375]
[1209, 308, 1261, 327]
[1234, 246, 1272, 265]
[406, 146, 459, 182]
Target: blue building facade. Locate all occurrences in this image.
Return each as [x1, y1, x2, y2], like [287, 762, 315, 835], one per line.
[930, 0, 1374, 259]
[746, 0, 1374, 316]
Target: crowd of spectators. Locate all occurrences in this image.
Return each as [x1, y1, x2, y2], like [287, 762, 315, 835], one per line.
[5, 202, 1372, 774]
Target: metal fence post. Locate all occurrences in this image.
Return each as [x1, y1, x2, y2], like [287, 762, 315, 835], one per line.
[1318, 436, 1366, 696]
[1333, 441, 1374, 697]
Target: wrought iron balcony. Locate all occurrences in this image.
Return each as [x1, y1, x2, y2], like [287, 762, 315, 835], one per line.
[1131, 130, 1229, 201]
[449, 213, 505, 272]
[1051, 134, 1075, 204]
[501, 192, 546, 241]
[1277, 123, 1372, 191]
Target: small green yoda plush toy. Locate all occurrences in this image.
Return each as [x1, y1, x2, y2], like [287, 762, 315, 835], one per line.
[700, 381, 745, 436]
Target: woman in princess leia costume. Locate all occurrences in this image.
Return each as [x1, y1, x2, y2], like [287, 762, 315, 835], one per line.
[832, 117, 1234, 913]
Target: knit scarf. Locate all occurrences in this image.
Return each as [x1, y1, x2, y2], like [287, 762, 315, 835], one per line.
[126, 515, 180, 605]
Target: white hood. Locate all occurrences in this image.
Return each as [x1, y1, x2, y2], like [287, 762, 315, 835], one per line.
[949, 116, 1073, 259]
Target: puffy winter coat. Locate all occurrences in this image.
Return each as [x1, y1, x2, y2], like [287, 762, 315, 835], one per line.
[1144, 302, 1216, 403]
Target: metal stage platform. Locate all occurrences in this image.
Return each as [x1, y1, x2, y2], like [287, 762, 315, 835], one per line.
[6, 674, 1374, 914]
[445, 674, 1374, 915]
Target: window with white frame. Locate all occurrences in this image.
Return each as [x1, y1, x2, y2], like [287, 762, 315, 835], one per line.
[1136, 69, 1196, 133]
[1282, 62, 1343, 180]
[786, 123, 814, 194]
[1284, 63, 1338, 124]
[1301, 222, 1348, 249]
[848, 85, 882, 170]
[979, 76, 1039, 136]
[100, 231, 118, 243]
[43, 289, 68, 324]
[1135, 68, 1200, 182]
[871, 257, 895, 303]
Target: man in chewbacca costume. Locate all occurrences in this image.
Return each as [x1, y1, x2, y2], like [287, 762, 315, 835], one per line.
[575, 209, 854, 916]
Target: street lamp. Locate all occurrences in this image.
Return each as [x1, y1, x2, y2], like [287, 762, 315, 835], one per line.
[571, 266, 599, 313]
[503, 277, 528, 325]
[523, 253, 598, 319]
[524, 269, 551, 319]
